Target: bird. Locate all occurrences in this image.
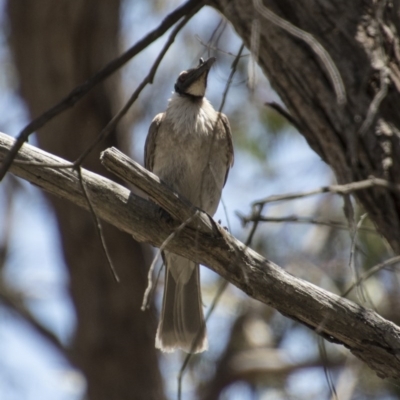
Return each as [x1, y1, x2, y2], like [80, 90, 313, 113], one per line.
[144, 57, 234, 353]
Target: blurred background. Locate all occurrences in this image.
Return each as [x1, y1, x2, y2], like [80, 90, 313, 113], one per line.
[0, 0, 399, 399]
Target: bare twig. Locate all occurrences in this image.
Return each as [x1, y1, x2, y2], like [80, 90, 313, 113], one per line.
[348, 213, 368, 306]
[253, 0, 346, 105]
[74, 10, 198, 167]
[318, 336, 338, 400]
[253, 177, 400, 207]
[265, 101, 301, 130]
[342, 255, 400, 297]
[77, 167, 120, 282]
[141, 211, 199, 311]
[0, 0, 204, 181]
[199, 42, 245, 211]
[178, 278, 229, 399]
[237, 213, 377, 234]
[195, 35, 250, 58]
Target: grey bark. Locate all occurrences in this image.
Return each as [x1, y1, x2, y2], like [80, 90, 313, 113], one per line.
[208, 0, 400, 253]
[1, 133, 400, 381]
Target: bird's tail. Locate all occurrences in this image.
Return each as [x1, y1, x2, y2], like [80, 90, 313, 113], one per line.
[156, 253, 208, 353]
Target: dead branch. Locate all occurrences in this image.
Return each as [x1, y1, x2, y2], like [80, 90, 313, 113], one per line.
[1, 130, 400, 381]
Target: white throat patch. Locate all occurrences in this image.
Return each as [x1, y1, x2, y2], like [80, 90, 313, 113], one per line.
[185, 73, 207, 97]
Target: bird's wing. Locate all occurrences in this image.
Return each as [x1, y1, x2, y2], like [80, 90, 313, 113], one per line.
[218, 112, 234, 187]
[144, 113, 165, 172]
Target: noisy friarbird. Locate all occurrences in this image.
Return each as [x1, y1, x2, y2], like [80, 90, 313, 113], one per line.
[145, 57, 234, 353]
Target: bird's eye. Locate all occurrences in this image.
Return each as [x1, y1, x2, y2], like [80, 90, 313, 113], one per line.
[178, 72, 188, 82]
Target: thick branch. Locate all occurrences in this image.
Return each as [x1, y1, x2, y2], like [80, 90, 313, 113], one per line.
[1, 131, 400, 380]
[207, 0, 400, 253]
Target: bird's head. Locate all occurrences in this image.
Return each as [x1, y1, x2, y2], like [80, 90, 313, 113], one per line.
[174, 57, 216, 99]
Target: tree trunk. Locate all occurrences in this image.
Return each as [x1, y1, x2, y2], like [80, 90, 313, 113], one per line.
[7, 1, 165, 399]
[208, 0, 400, 253]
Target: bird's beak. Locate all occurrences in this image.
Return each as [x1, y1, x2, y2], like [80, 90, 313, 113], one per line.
[175, 57, 216, 96]
[186, 57, 216, 86]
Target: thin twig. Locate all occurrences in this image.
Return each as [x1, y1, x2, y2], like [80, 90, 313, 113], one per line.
[0, 0, 204, 181]
[74, 11, 197, 167]
[348, 213, 368, 303]
[141, 212, 199, 311]
[195, 35, 250, 58]
[253, 0, 346, 105]
[177, 278, 228, 399]
[77, 167, 120, 283]
[342, 255, 400, 297]
[211, 19, 228, 54]
[245, 204, 264, 246]
[220, 196, 232, 233]
[199, 42, 245, 211]
[253, 177, 400, 206]
[237, 213, 377, 234]
[318, 336, 338, 400]
[265, 101, 301, 130]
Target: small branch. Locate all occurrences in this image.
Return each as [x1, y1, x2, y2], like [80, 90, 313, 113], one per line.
[342, 255, 400, 297]
[2, 131, 400, 380]
[77, 167, 120, 282]
[253, 178, 400, 207]
[237, 213, 377, 234]
[0, 0, 204, 181]
[178, 278, 229, 399]
[74, 9, 197, 167]
[141, 211, 199, 311]
[348, 214, 368, 306]
[265, 101, 301, 130]
[195, 34, 250, 58]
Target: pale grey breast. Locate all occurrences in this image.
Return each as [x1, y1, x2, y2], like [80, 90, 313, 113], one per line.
[152, 94, 229, 215]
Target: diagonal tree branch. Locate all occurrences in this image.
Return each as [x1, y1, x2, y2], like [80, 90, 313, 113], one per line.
[1, 130, 400, 381]
[0, 0, 204, 181]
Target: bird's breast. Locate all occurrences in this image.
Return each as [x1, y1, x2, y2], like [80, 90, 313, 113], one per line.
[152, 101, 228, 214]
